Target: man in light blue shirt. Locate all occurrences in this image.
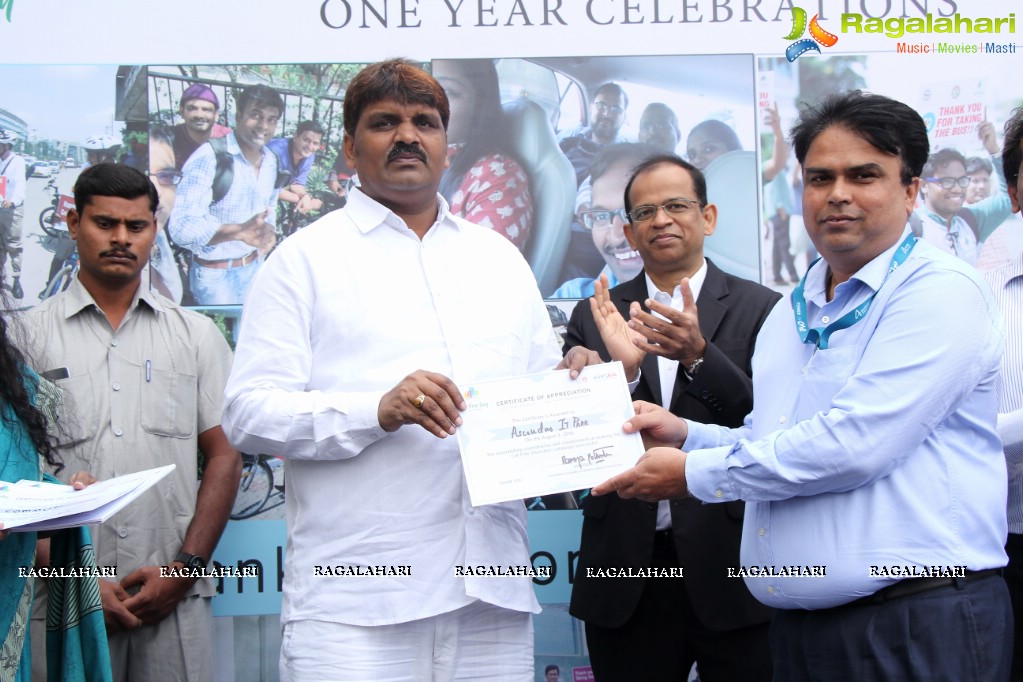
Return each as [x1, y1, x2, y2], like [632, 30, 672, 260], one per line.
[594, 91, 1011, 680]
[987, 105, 1023, 680]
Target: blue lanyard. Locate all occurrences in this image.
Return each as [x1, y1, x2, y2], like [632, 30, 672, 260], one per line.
[791, 233, 916, 350]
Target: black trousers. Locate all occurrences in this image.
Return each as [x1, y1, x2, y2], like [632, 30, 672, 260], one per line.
[1004, 534, 1023, 680]
[770, 574, 1013, 681]
[585, 536, 772, 682]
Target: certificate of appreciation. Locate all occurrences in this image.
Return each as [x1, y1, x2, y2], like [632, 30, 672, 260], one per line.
[456, 362, 644, 506]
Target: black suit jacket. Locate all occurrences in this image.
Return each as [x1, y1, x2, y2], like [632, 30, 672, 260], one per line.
[566, 260, 781, 632]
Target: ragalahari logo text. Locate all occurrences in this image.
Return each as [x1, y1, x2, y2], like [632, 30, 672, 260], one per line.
[783, 7, 838, 61]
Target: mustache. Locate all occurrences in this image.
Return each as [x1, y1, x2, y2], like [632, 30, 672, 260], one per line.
[387, 142, 427, 163]
[100, 248, 137, 260]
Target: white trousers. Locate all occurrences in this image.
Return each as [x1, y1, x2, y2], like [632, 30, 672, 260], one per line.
[279, 600, 533, 682]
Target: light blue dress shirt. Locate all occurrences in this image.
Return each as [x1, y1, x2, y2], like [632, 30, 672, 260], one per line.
[685, 230, 1008, 609]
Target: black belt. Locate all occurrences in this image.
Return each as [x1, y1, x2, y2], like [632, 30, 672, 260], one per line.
[849, 568, 1000, 607]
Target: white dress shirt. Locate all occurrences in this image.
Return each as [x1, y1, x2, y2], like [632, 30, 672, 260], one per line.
[983, 255, 1023, 533]
[645, 260, 706, 531]
[223, 188, 562, 626]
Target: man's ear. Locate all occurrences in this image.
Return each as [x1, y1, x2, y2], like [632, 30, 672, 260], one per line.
[66, 210, 80, 241]
[1010, 183, 1021, 214]
[343, 133, 356, 170]
[905, 177, 922, 214]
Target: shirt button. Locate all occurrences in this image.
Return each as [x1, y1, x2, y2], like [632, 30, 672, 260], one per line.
[714, 490, 724, 498]
[767, 585, 776, 594]
[779, 416, 787, 424]
[801, 367, 807, 374]
[821, 315, 830, 323]
[112, 382, 121, 391]
[758, 528, 766, 536]
[114, 428, 123, 437]
[111, 340, 119, 347]
[118, 527, 128, 538]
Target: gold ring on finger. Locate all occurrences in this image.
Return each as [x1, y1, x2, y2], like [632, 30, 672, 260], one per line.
[412, 394, 426, 409]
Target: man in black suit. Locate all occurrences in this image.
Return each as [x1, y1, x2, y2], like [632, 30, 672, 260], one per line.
[565, 155, 780, 681]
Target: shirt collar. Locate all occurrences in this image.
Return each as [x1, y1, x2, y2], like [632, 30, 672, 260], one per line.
[805, 227, 914, 302]
[920, 206, 958, 231]
[643, 259, 708, 303]
[225, 132, 272, 164]
[993, 253, 1023, 289]
[345, 186, 456, 236]
[62, 277, 164, 320]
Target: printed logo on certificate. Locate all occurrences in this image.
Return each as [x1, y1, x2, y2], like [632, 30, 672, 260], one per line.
[456, 361, 644, 506]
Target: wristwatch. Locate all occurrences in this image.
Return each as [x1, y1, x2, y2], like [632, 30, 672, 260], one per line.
[684, 356, 704, 378]
[174, 551, 207, 571]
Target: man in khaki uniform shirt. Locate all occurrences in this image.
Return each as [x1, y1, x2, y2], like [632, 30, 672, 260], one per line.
[24, 163, 240, 682]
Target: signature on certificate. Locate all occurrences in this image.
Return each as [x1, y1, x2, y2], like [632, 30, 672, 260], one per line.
[561, 446, 615, 468]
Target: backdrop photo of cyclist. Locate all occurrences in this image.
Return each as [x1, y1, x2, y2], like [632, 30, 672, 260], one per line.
[267, 120, 325, 215]
[265, 120, 346, 242]
[169, 84, 284, 306]
[172, 83, 232, 171]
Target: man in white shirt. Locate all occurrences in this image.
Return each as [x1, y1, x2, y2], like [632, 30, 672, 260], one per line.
[0, 129, 26, 299]
[222, 58, 596, 682]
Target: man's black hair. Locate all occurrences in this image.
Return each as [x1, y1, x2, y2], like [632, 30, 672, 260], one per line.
[236, 84, 284, 117]
[150, 125, 174, 148]
[965, 155, 993, 177]
[544, 664, 560, 674]
[594, 82, 629, 110]
[922, 148, 967, 180]
[791, 90, 929, 186]
[295, 120, 324, 137]
[1002, 106, 1023, 183]
[623, 153, 708, 215]
[73, 162, 159, 215]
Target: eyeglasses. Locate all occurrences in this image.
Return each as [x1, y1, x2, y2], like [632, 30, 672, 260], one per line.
[627, 198, 702, 223]
[580, 208, 629, 230]
[593, 101, 624, 116]
[148, 170, 183, 187]
[925, 175, 971, 189]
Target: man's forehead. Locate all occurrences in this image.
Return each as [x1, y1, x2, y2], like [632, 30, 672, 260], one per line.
[183, 99, 216, 110]
[362, 98, 441, 117]
[595, 91, 623, 104]
[592, 171, 631, 207]
[635, 162, 694, 189]
[82, 195, 154, 219]
[804, 127, 896, 165]
[242, 103, 281, 117]
[934, 160, 966, 174]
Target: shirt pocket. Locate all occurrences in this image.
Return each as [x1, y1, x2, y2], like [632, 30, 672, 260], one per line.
[139, 368, 197, 438]
[52, 374, 98, 448]
[800, 345, 858, 414]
